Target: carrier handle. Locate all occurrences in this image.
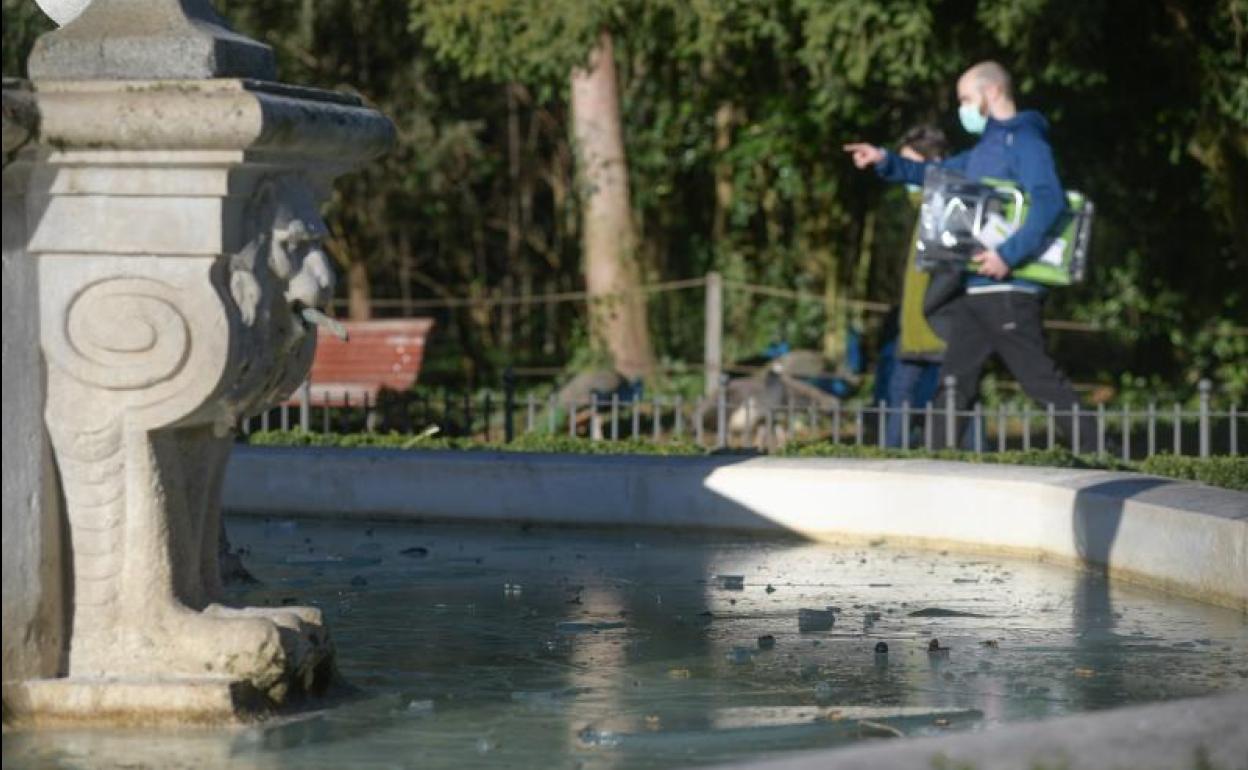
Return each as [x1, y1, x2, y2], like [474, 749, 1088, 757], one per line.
[971, 186, 1026, 239]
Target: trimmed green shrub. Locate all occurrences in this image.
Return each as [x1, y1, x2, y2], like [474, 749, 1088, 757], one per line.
[776, 442, 1135, 470]
[246, 430, 704, 456]
[1138, 454, 1248, 492]
[244, 431, 1245, 491]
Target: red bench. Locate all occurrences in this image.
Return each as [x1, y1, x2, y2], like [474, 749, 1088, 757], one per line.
[290, 318, 435, 403]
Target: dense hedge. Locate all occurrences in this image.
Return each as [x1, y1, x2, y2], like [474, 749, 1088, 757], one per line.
[246, 430, 704, 456]
[1137, 454, 1248, 492]
[775, 443, 1132, 469]
[244, 431, 1247, 491]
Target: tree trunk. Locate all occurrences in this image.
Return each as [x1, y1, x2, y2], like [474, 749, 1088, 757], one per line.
[397, 227, 412, 316]
[712, 101, 736, 245]
[347, 259, 372, 321]
[823, 256, 846, 364]
[852, 207, 877, 312]
[569, 30, 656, 382]
[506, 82, 523, 269]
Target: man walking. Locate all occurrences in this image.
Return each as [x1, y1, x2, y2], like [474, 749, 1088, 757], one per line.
[844, 61, 1092, 450]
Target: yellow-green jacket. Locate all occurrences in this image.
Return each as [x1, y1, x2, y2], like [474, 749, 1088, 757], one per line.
[898, 195, 961, 362]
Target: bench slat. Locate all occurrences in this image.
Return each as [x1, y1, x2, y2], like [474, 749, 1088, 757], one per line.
[281, 319, 435, 405]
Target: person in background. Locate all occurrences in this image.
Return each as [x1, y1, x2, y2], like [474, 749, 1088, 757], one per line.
[845, 61, 1094, 450]
[881, 124, 961, 447]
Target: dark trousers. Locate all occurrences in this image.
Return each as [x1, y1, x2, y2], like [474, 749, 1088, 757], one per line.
[932, 291, 1095, 452]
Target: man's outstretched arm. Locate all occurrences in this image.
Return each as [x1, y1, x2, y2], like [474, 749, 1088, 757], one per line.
[843, 142, 970, 185]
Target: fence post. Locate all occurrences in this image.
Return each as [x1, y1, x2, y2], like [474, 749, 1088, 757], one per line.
[901, 401, 911, 450]
[653, 395, 662, 442]
[631, 393, 641, 438]
[944, 376, 957, 449]
[1121, 403, 1130, 461]
[997, 404, 1007, 452]
[716, 388, 727, 448]
[1096, 403, 1105, 456]
[1046, 403, 1055, 450]
[974, 403, 983, 454]
[569, 398, 577, 437]
[696, 397, 705, 446]
[592, 393, 602, 441]
[1072, 403, 1080, 456]
[1231, 403, 1238, 456]
[280, 401, 289, 432]
[704, 271, 723, 397]
[1173, 402, 1182, 455]
[548, 394, 557, 434]
[483, 392, 492, 442]
[1022, 404, 1031, 451]
[1147, 402, 1156, 457]
[299, 379, 311, 432]
[675, 395, 684, 439]
[855, 402, 864, 446]
[503, 367, 516, 443]
[925, 402, 934, 450]
[611, 393, 620, 441]
[1198, 379, 1211, 458]
[877, 400, 886, 449]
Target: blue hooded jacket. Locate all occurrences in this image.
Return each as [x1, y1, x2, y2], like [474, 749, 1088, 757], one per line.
[875, 110, 1066, 293]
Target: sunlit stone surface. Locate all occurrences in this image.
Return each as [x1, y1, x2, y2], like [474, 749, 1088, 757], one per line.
[2, 0, 392, 725]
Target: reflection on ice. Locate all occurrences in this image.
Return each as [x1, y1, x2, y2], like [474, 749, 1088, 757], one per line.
[5, 518, 1245, 770]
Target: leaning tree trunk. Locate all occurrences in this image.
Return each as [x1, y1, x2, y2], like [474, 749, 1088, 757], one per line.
[346, 258, 372, 321]
[569, 30, 656, 382]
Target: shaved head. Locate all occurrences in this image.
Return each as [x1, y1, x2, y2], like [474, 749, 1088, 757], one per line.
[959, 61, 1013, 100]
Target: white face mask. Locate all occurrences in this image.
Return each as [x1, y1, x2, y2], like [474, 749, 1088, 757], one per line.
[958, 100, 988, 135]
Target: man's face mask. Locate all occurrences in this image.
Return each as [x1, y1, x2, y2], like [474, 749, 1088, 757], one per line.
[958, 95, 988, 135]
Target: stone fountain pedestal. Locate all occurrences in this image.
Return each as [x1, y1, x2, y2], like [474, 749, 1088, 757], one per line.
[2, 0, 392, 726]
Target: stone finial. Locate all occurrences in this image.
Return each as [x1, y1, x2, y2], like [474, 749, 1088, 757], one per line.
[28, 0, 276, 81]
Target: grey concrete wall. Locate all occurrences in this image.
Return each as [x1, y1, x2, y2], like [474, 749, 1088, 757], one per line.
[222, 446, 1248, 611]
[2, 104, 65, 697]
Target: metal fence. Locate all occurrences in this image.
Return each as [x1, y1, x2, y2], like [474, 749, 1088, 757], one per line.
[242, 377, 1242, 460]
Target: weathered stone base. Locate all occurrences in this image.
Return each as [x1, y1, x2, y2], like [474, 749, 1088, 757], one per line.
[7, 677, 272, 727]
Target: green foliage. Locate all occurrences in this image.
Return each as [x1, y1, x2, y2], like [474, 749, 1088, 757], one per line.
[1, 0, 51, 77]
[246, 429, 705, 455]
[245, 431, 1245, 490]
[777, 442, 1133, 470]
[409, 0, 612, 89]
[3, 0, 1243, 395]
[1139, 453, 1248, 492]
